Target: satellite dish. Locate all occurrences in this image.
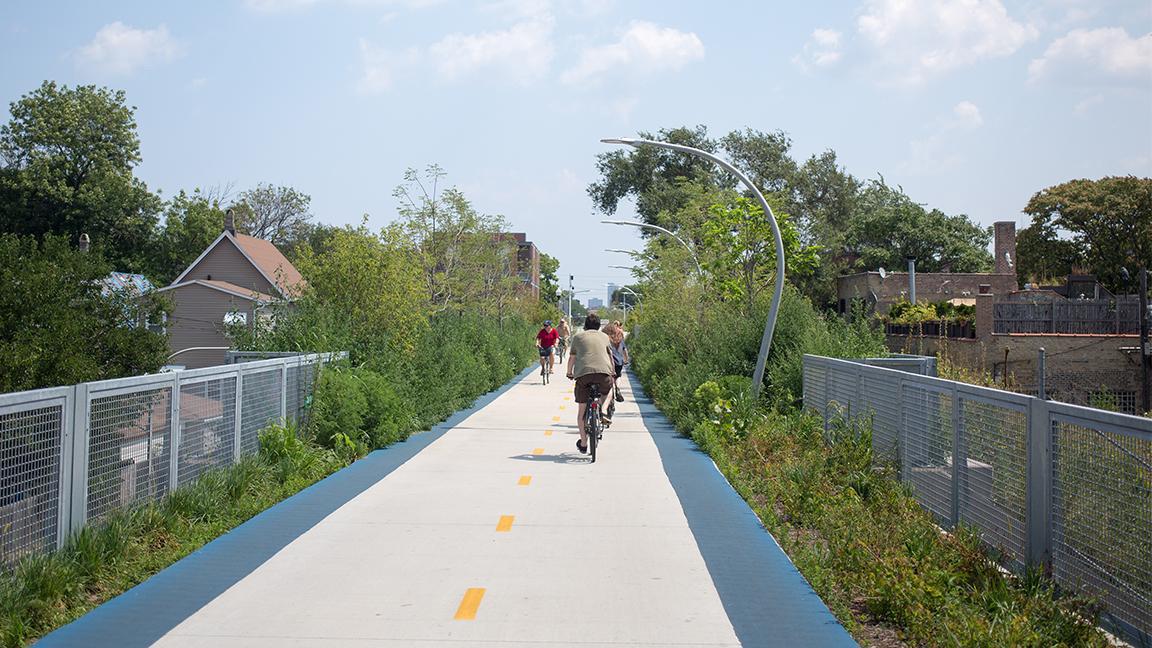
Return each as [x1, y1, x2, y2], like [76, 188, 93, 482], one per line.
[1004, 252, 1014, 269]
[878, 267, 887, 279]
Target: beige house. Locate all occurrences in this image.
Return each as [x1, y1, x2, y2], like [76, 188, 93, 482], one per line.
[157, 219, 304, 369]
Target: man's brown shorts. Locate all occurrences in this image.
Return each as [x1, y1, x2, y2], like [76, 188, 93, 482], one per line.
[574, 373, 613, 403]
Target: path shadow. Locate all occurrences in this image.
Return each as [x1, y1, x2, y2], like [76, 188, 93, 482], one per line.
[506, 452, 589, 464]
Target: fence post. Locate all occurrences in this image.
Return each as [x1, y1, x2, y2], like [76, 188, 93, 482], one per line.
[279, 360, 288, 424]
[56, 388, 76, 550]
[1037, 348, 1046, 400]
[168, 373, 181, 492]
[950, 386, 965, 529]
[823, 361, 832, 433]
[1026, 396, 1053, 572]
[68, 383, 90, 536]
[233, 364, 244, 461]
[897, 374, 908, 483]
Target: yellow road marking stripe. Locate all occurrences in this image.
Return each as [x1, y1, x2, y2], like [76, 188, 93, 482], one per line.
[454, 588, 486, 620]
[552, 416, 560, 422]
[559, 405, 565, 410]
[496, 515, 515, 532]
[532, 447, 544, 455]
[518, 475, 532, 486]
[563, 396, 570, 401]
[544, 430, 553, 436]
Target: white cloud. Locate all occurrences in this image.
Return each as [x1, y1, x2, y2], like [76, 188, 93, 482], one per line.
[952, 100, 983, 127]
[902, 100, 984, 174]
[855, 0, 1037, 85]
[561, 20, 704, 85]
[356, 39, 417, 94]
[794, 28, 842, 70]
[246, 0, 442, 11]
[428, 15, 555, 83]
[1028, 27, 1152, 85]
[1073, 93, 1104, 115]
[75, 22, 183, 77]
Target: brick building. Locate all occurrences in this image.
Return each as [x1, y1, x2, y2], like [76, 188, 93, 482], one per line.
[836, 221, 1018, 314]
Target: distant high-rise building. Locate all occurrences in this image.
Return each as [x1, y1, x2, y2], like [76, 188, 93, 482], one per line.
[607, 283, 619, 305]
[588, 297, 604, 309]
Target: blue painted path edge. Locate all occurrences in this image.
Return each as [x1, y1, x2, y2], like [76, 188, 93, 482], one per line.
[632, 374, 858, 648]
[39, 365, 535, 648]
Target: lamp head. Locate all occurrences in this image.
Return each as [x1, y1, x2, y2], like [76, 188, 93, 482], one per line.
[600, 137, 640, 147]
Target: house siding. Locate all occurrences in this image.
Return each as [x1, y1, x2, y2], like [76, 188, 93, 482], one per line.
[167, 283, 256, 369]
[182, 238, 278, 297]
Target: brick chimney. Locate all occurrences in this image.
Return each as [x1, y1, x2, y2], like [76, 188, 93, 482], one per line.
[994, 221, 1016, 276]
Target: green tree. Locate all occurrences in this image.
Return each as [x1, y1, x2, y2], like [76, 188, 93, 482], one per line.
[1022, 176, 1152, 291]
[539, 253, 560, 306]
[844, 178, 992, 273]
[0, 81, 161, 271]
[147, 189, 226, 284]
[393, 165, 520, 314]
[231, 183, 313, 245]
[700, 196, 817, 313]
[0, 233, 169, 391]
[1015, 220, 1085, 285]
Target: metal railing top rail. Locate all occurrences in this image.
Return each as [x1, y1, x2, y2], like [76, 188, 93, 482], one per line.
[0, 385, 72, 409]
[807, 354, 1152, 430]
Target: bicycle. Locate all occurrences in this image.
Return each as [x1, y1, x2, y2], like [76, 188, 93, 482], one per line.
[538, 347, 552, 384]
[556, 337, 568, 363]
[583, 383, 604, 463]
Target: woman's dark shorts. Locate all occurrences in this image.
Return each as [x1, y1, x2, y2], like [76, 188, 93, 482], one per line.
[539, 346, 554, 357]
[574, 373, 613, 403]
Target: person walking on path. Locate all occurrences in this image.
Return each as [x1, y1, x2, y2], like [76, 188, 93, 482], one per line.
[607, 320, 629, 402]
[565, 312, 615, 454]
[536, 320, 559, 377]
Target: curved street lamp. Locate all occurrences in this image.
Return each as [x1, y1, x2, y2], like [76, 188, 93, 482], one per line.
[601, 219, 704, 276]
[601, 137, 785, 400]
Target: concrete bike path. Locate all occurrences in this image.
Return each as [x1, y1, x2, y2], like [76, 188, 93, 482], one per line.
[42, 367, 855, 647]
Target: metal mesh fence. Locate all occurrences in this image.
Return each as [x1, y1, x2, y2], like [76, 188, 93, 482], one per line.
[957, 396, 1028, 566]
[901, 383, 954, 525]
[1051, 415, 1151, 638]
[803, 354, 1152, 643]
[0, 352, 340, 572]
[86, 387, 172, 526]
[240, 368, 283, 455]
[0, 402, 63, 567]
[178, 377, 237, 486]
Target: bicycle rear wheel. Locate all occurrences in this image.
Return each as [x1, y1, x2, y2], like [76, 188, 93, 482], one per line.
[588, 412, 598, 463]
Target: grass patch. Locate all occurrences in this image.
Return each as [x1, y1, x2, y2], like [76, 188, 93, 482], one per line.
[657, 377, 1111, 647]
[0, 422, 347, 647]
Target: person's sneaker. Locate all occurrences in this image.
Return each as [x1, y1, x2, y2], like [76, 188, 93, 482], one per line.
[576, 439, 588, 454]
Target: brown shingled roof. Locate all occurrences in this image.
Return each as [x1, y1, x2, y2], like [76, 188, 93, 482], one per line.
[231, 234, 305, 298]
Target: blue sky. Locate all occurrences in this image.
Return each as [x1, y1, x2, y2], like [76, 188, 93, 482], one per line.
[2, 0, 1150, 302]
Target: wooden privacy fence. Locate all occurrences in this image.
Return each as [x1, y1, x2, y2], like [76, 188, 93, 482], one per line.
[994, 299, 1141, 334]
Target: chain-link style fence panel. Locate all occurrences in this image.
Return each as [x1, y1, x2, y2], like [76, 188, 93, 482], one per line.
[1050, 410, 1151, 640]
[0, 391, 67, 568]
[803, 355, 1152, 644]
[178, 376, 237, 486]
[240, 368, 283, 456]
[0, 352, 342, 571]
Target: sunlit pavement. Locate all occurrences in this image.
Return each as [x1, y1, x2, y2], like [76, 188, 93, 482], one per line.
[41, 367, 854, 647]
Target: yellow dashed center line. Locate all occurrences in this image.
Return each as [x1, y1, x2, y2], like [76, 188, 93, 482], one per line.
[532, 447, 544, 455]
[552, 416, 560, 422]
[496, 515, 515, 532]
[558, 405, 566, 410]
[544, 430, 553, 436]
[454, 588, 486, 620]
[518, 475, 532, 486]
[563, 396, 571, 401]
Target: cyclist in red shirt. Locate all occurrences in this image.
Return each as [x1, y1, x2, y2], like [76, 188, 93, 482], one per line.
[535, 320, 559, 377]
